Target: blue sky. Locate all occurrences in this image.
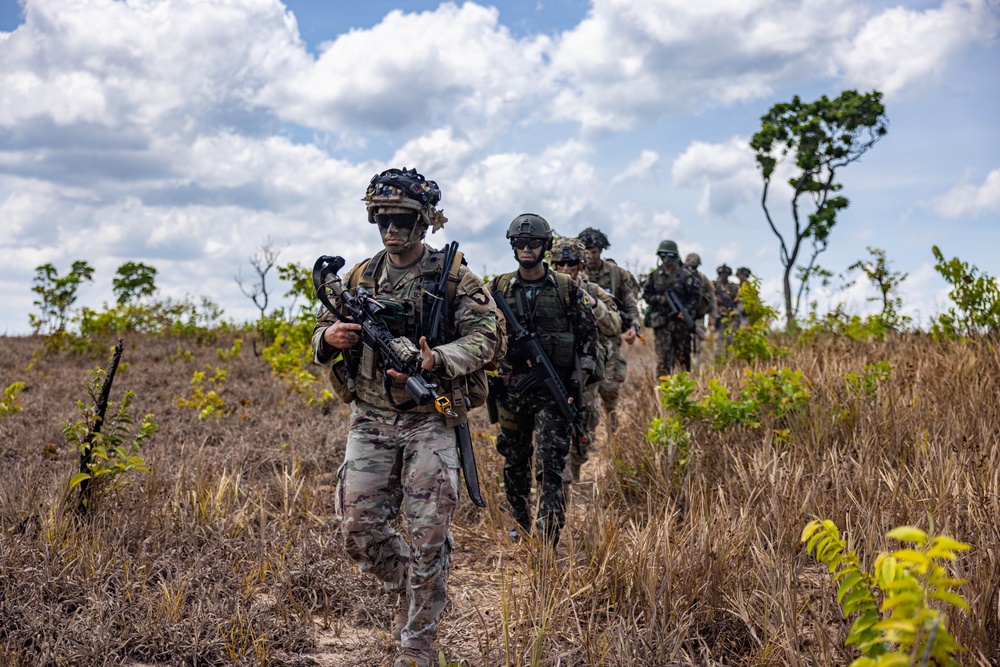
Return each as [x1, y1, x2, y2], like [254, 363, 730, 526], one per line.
[0, 0, 997, 334]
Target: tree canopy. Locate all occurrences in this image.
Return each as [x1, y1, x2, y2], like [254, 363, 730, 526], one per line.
[750, 89, 888, 328]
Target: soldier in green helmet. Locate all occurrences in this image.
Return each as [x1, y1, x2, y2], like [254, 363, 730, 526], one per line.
[713, 264, 740, 359]
[642, 240, 703, 376]
[549, 236, 621, 484]
[312, 167, 500, 667]
[576, 227, 640, 433]
[490, 214, 600, 547]
[683, 252, 717, 369]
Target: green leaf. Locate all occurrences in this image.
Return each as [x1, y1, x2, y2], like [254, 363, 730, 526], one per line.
[891, 549, 927, 566]
[880, 591, 921, 610]
[886, 526, 927, 544]
[838, 572, 865, 603]
[929, 591, 969, 611]
[69, 472, 92, 488]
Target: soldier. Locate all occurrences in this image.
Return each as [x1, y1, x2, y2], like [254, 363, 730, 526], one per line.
[490, 214, 600, 547]
[713, 264, 740, 358]
[735, 266, 753, 327]
[642, 240, 702, 377]
[683, 253, 717, 369]
[549, 237, 620, 483]
[576, 227, 640, 433]
[312, 168, 499, 667]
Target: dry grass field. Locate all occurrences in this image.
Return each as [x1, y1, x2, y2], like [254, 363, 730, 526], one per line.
[0, 331, 997, 666]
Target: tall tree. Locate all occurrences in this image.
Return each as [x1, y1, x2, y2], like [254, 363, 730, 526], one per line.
[750, 90, 888, 328]
[30, 260, 95, 333]
[112, 261, 158, 305]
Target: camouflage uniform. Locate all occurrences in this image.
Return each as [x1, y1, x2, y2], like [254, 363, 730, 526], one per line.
[714, 268, 740, 358]
[312, 170, 498, 664]
[490, 267, 599, 546]
[549, 237, 621, 481]
[684, 254, 717, 370]
[643, 261, 702, 377]
[735, 267, 752, 327]
[585, 258, 640, 423]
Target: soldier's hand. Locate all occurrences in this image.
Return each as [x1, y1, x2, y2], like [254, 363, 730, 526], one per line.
[386, 336, 437, 382]
[623, 326, 637, 345]
[324, 321, 363, 350]
[417, 336, 437, 372]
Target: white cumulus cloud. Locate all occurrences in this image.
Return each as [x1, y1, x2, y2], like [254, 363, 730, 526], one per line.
[672, 137, 759, 218]
[838, 0, 1000, 97]
[927, 168, 1000, 218]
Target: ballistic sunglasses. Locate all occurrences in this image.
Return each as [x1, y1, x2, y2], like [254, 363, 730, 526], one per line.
[511, 238, 545, 250]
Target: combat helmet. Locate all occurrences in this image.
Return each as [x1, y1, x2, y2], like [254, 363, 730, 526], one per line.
[550, 237, 587, 265]
[507, 213, 553, 246]
[736, 266, 752, 279]
[684, 253, 701, 269]
[657, 240, 679, 257]
[578, 227, 610, 250]
[717, 264, 732, 276]
[363, 167, 447, 232]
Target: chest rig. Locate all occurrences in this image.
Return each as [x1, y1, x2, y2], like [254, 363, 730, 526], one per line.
[494, 270, 576, 372]
[344, 248, 463, 410]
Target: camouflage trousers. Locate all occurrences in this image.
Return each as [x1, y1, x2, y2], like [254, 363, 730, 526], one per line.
[653, 323, 693, 377]
[598, 338, 627, 424]
[495, 385, 572, 546]
[336, 399, 460, 652]
[566, 383, 600, 480]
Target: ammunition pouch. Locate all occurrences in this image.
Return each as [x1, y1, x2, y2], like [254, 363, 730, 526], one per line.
[327, 354, 356, 404]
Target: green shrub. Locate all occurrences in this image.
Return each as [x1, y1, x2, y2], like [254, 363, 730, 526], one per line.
[64, 367, 156, 509]
[931, 246, 1000, 340]
[802, 520, 970, 666]
[1, 382, 25, 417]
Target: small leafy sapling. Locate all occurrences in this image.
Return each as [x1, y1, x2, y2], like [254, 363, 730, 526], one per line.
[802, 519, 970, 666]
[30, 260, 95, 334]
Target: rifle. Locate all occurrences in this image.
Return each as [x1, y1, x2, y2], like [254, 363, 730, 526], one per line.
[491, 288, 586, 453]
[663, 289, 697, 332]
[312, 254, 486, 507]
[423, 242, 487, 508]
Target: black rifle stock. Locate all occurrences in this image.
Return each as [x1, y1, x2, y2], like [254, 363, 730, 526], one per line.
[491, 288, 585, 450]
[313, 253, 486, 508]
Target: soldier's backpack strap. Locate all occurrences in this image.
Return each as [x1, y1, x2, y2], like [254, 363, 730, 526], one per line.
[553, 270, 573, 314]
[345, 250, 387, 290]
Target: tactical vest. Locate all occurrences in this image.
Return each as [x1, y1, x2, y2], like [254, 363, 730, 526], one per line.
[493, 270, 576, 371]
[343, 247, 472, 412]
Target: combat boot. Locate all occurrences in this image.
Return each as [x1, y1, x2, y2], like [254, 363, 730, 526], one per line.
[391, 592, 408, 641]
[393, 646, 436, 667]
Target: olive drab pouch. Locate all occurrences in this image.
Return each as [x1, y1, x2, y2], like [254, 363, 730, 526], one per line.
[326, 353, 356, 404]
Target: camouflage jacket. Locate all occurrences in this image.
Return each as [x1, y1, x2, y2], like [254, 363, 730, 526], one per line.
[714, 278, 740, 319]
[579, 278, 622, 339]
[312, 245, 499, 411]
[587, 259, 640, 331]
[642, 264, 701, 328]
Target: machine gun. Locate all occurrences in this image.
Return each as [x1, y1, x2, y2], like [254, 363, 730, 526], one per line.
[312, 253, 486, 507]
[490, 288, 586, 453]
[663, 289, 697, 332]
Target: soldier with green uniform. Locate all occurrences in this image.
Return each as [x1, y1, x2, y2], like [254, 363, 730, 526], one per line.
[312, 168, 500, 667]
[490, 215, 600, 547]
[549, 237, 620, 483]
[735, 266, 753, 327]
[642, 240, 702, 377]
[577, 227, 640, 432]
[683, 252, 717, 369]
[713, 264, 740, 358]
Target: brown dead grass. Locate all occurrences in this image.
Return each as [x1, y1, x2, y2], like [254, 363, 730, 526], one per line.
[0, 331, 997, 666]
